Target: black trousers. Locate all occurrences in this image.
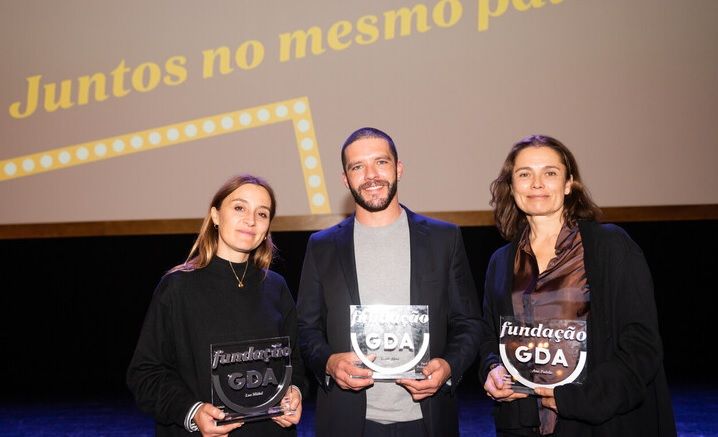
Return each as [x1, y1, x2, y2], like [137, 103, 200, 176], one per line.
[364, 419, 428, 437]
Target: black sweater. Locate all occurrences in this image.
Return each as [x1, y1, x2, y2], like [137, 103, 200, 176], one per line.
[478, 221, 677, 436]
[127, 256, 304, 436]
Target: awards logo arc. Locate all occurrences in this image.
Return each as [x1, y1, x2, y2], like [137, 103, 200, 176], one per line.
[350, 332, 430, 374]
[499, 344, 587, 389]
[211, 366, 292, 415]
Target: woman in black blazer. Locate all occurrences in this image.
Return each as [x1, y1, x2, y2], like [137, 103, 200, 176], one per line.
[478, 135, 676, 436]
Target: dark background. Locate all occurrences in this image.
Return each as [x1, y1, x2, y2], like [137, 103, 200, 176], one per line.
[1, 219, 715, 401]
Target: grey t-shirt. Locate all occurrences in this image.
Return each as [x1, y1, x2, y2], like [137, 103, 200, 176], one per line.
[354, 209, 423, 423]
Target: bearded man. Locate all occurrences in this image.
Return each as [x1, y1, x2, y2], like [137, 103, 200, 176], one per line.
[297, 127, 482, 437]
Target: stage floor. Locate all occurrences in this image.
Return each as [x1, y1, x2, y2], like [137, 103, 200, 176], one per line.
[1, 384, 715, 436]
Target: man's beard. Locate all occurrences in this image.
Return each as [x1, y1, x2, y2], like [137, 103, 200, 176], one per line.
[349, 178, 398, 212]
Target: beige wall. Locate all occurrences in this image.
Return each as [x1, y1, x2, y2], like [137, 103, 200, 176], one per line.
[1, 0, 717, 225]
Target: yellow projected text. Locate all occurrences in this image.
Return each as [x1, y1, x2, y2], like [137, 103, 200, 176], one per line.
[9, 56, 188, 119]
[279, 0, 463, 61]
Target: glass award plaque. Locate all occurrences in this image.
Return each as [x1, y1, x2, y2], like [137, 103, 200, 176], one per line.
[211, 336, 293, 424]
[350, 305, 430, 380]
[499, 316, 587, 394]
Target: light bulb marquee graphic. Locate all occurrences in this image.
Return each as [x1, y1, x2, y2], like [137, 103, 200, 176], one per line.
[0, 97, 331, 214]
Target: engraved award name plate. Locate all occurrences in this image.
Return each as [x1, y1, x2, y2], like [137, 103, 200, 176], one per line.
[350, 305, 430, 380]
[211, 336, 292, 424]
[499, 316, 587, 394]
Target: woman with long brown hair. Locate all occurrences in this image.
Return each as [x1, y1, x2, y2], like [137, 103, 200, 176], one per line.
[128, 174, 304, 436]
[478, 135, 676, 436]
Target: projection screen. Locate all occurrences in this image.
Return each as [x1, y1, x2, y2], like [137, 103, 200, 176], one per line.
[2, 0, 717, 234]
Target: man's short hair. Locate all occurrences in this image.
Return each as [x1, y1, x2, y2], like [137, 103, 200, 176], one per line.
[341, 127, 398, 171]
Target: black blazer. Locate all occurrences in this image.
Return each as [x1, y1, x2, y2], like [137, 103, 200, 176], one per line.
[297, 206, 481, 437]
[478, 221, 677, 436]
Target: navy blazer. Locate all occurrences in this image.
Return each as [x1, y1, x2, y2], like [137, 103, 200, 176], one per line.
[297, 206, 481, 437]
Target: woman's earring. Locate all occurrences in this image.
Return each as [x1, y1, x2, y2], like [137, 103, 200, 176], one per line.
[214, 224, 218, 230]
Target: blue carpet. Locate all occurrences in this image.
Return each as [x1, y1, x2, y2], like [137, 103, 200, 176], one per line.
[0, 385, 714, 436]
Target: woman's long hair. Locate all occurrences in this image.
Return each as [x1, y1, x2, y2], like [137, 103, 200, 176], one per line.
[169, 174, 277, 273]
[489, 135, 602, 240]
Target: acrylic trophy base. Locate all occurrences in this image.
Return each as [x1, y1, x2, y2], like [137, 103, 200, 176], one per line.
[508, 384, 536, 395]
[371, 372, 427, 381]
[500, 374, 536, 395]
[216, 402, 291, 425]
